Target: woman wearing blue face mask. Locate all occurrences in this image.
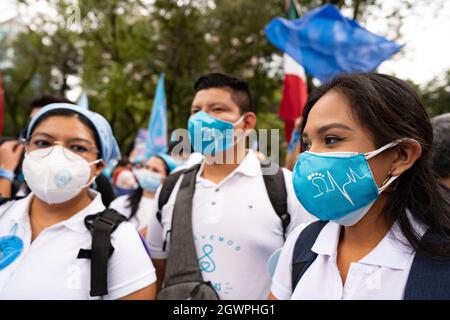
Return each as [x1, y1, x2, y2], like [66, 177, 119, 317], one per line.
[0, 103, 157, 300]
[109, 153, 178, 237]
[270, 73, 450, 300]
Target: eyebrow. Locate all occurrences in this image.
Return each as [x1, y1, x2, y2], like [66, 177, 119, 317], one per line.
[302, 123, 354, 138]
[32, 132, 94, 145]
[317, 123, 354, 134]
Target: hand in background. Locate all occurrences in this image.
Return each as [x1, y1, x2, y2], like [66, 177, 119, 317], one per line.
[0, 140, 25, 172]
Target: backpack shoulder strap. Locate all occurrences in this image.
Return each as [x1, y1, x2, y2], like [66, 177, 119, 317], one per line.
[291, 220, 328, 292]
[260, 160, 290, 239]
[163, 163, 203, 286]
[78, 208, 128, 297]
[0, 196, 27, 219]
[0, 196, 26, 206]
[156, 167, 190, 224]
[404, 228, 450, 300]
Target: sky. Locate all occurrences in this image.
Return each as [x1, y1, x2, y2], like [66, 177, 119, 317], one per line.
[1, 0, 450, 89]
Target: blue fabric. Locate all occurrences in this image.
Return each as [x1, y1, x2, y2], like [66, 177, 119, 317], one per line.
[78, 93, 89, 109]
[292, 151, 379, 221]
[265, 4, 403, 82]
[27, 103, 121, 167]
[188, 111, 236, 156]
[133, 169, 161, 192]
[156, 153, 179, 173]
[288, 130, 301, 153]
[146, 74, 168, 157]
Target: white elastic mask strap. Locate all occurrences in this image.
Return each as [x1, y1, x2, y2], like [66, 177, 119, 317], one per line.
[233, 114, 245, 127]
[378, 175, 398, 194]
[365, 139, 404, 160]
[81, 174, 98, 189]
[82, 159, 102, 188]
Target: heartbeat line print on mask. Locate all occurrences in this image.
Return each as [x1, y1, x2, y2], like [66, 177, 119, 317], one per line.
[307, 168, 370, 206]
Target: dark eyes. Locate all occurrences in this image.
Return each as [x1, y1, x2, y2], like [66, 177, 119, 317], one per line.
[325, 136, 344, 145]
[33, 139, 52, 148]
[301, 136, 344, 151]
[32, 139, 89, 153]
[69, 145, 89, 153]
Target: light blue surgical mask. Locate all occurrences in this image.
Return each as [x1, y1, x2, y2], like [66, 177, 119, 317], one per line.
[292, 140, 403, 226]
[188, 111, 244, 156]
[134, 169, 162, 193]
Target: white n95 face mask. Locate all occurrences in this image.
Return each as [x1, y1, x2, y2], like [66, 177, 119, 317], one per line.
[22, 146, 101, 205]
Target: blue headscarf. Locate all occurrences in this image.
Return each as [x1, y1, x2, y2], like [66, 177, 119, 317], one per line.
[27, 103, 121, 167]
[155, 153, 179, 173]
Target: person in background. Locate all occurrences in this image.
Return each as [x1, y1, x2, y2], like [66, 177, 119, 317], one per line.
[112, 157, 138, 196]
[109, 153, 179, 237]
[431, 113, 450, 195]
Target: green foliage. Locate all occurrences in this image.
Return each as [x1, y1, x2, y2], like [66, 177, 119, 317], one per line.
[1, 0, 449, 156]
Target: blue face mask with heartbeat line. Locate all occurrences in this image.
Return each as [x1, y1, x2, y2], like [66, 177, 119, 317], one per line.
[292, 140, 405, 226]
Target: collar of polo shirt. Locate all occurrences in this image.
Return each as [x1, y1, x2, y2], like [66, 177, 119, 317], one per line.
[310, 213, 427, 270]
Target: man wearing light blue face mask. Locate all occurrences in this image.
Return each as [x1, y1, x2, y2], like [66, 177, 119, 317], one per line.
[146, 73, 315, 300]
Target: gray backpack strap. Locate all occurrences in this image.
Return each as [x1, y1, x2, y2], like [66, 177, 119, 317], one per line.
[404, 228, 450, 300]
[163, 164, 202, 286]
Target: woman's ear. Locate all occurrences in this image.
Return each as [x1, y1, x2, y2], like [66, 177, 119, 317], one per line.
[390, 139, 422, 176]
[94, 160, 105, 177]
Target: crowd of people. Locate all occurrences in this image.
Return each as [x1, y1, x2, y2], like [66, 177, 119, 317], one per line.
[0, 72, 449, 300]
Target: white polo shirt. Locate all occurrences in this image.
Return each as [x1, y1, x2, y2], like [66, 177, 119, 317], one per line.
[109, 195, 155, 231]
[146, 150, 316, 300]
[271, 214, 427, 300]
[0, 190, 156, 300]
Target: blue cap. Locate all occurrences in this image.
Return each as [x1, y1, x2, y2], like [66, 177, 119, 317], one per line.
[27, 103, 121, 166]
[155, 153, 179, 173]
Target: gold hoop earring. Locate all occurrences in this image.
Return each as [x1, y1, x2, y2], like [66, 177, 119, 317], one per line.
[381, 169, 398, 193]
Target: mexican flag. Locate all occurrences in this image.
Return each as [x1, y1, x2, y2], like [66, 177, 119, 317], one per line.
[279, 0, 308, 144]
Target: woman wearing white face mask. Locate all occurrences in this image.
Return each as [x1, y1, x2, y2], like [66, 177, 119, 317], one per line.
[269, 73, 450, 300]
[109, 153, 178, 237]
[0, 103, 157, 300]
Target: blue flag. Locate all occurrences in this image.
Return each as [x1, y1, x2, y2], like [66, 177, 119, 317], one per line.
[265, 4, 403, 83]
[146, 73, 168, 157]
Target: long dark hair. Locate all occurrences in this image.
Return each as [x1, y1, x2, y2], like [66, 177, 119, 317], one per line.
[126, 156, 170, 220]
[300, 72, 450, 259]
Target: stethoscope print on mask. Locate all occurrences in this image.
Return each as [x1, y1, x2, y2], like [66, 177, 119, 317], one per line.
[188, 111, 245, 156]
[292, 139, 407, 226]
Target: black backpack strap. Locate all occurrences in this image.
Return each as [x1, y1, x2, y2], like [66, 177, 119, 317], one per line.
[78, 208, 128, 297]
[291, 220, 328, 292]
[163, 163, 203, 286]
[404, 228, 450, 300]
[156, 168, 189, 224]
[0, 196, 25, 206]
[0, 196, 26, 219]
[260, 160, 290, 239]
